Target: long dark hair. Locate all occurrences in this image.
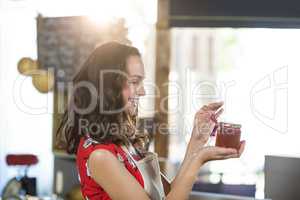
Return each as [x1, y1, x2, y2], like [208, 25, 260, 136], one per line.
[56, 41, 142, 154]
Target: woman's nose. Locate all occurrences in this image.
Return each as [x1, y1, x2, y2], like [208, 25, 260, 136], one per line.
[137, 86, 146, 96]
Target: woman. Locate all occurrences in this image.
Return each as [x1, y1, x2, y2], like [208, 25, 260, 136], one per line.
[57, 41, 245, 200]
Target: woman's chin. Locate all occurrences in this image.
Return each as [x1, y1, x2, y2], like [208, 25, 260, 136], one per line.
[128, 107, 138, 117]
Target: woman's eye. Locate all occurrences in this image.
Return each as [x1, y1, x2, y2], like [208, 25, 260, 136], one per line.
[129, 80, 139, 85]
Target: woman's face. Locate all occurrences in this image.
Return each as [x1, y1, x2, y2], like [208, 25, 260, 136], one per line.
[122, 55, 146, 117]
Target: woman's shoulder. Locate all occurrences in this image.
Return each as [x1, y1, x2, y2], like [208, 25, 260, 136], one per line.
[77, 137, 126, 159]
[88, 148, 121, 170]
[77, 137, 136, 174]
[76, 137, 145, 188]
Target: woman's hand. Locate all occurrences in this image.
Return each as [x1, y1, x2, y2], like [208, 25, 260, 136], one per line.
[192, 101, 224, 144]
[197, 140, 246, 164]
[169, 101, 245, 199]
[170, 140, 246, 197]
[184, 141, 246, 174]
[185, 102, 224, 160]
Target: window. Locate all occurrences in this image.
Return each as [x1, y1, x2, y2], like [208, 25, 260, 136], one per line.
[168, 28, 300, 198]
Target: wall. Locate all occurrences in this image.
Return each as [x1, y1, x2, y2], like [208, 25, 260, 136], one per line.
[0, 4, 53, 195]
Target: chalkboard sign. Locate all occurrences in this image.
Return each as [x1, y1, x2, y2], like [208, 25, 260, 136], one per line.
[37, 15, 130, 83]
[170, 0, 300, 28]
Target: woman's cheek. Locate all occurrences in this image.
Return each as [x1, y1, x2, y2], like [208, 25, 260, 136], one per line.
[122, 85, 130, 106]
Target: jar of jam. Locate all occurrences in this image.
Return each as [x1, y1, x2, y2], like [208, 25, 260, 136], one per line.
[215, 122, 241, 150]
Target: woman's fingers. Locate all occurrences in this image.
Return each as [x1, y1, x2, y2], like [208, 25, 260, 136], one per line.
[199, 102, 224, 123]
[219, 153, 239, 160]
[211, 142, 245, 160]
[200, 101, 223, 112]
[207, 101, 224, 111]
[238, 140, 246, 156]
[196, 145, 243, 164]
[214, 108, 224, 119]
[213, 141, 245, 160]
[197, 102, 224, 120]
[202, 146, 238, 161]
[214, 147, 237, 156]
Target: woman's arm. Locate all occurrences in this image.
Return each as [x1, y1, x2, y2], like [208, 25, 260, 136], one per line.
[168, 102, 221, 193]
[88, 102, 245, 200]
[88, 149, 151, 200]
[88, 145, 244, 200]
[168, 143, 245, 199]
[167, 144, 244, 200]
[168, 101, 245, 198]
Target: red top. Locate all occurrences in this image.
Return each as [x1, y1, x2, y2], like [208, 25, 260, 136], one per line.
[76, 137, 144, 200]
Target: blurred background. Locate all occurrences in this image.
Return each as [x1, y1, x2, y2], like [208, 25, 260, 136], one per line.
[1, 0, 300, 200]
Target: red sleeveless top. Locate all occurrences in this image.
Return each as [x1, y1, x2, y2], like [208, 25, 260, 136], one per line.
[76, 137, 144, 200]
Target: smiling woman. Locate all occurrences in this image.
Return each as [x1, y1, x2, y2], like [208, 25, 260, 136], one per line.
[56, 41, 244, 200]
[57, 42, 144, 154]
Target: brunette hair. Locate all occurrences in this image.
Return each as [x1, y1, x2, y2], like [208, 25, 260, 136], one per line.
[56, 41, 141, 154]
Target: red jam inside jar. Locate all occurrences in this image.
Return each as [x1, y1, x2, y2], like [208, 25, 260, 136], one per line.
[215, 122, 241, 150]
